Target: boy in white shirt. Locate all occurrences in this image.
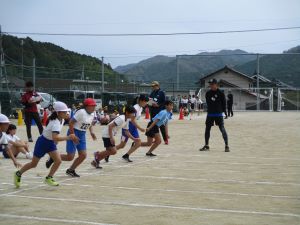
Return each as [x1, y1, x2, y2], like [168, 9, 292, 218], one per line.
[91, 106, 137, 169]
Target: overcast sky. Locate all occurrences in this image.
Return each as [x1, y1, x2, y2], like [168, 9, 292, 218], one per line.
[1, 0, 300, 68]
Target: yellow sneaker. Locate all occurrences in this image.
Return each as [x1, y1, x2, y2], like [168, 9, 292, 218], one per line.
[45, 177, 59, 186]
[14, 171, 21, 188]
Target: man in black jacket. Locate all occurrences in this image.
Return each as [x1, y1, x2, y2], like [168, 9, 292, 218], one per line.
[200, 79, 229, 152]
[227, 91, 234, 118]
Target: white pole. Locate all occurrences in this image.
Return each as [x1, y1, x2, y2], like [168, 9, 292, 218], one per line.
[101, 56, 104, 93]
[256, 54, 260, 111]
[176, 55, 179, 91]
[33, 58, 36, 91]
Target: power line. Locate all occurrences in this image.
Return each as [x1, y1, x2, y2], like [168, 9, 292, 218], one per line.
[3, 26, 300, 37]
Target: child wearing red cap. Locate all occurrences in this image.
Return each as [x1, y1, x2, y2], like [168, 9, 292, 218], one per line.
[46, 98, 97, 177]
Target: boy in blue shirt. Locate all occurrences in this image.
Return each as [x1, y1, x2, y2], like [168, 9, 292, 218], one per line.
[142, 100, 173, 157]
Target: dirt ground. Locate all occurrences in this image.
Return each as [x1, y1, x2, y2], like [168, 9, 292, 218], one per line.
[0, 112, 300, 225]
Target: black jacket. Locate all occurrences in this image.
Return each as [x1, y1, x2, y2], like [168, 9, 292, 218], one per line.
[149, 88, 166, 117]
[205, 89, 226, 114]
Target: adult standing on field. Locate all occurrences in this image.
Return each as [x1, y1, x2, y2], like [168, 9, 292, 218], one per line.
[199, 78, 230, 152]
[21, 81, 44, 142]
[226, 91, 234, 118]
[149, 81, 168, 144]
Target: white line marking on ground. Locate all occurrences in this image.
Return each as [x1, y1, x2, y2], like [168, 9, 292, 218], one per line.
[127, 165, 300, 175]
[0, 157, 157, 197]
[148, 159, 300, 167]
[158, 153, 300, 161]
[97, 174, 300, 186]
[91, 185, 300, 200]
[5, 195, 300, 218]
[0, 213, 117, 225]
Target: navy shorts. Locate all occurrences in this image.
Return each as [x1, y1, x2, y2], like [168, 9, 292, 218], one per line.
[66, 129, 87, 154]
[121, 122, 139, 142]
[33, 135, 57, 158]
[102, 138, 115, 148]
[145, 122, 159, 138]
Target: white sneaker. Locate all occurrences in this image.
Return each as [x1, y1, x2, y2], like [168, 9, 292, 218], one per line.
[26, 152, 33, 159]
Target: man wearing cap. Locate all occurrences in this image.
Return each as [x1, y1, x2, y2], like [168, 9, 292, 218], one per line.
[0, 114, 22, 168]
[149, 81, 168, 144]
[21, 81, 44, 142]
[200, 78, 230, 152]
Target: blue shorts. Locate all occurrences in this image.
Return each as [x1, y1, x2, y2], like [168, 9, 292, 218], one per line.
[33, 135, 57, 158]
[66, 129, 87, 154]
[121, 122, 139, 142]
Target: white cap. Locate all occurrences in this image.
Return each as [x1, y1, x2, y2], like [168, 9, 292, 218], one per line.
[0, 114, 10, 123]
[53, 101, 69, 112]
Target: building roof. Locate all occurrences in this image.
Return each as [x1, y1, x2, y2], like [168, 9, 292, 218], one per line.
[251, 74, 272, 83]
[197, 65, 253, 83]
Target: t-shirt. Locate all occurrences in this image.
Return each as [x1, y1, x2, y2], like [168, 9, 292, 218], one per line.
[73, 109, 95, 131]
[190, 97, 196, 104]
[0, 132, 8, 145]
[181, 99, 188, 104]
[152, 109, 172, 127]
[42, 118, 65, 140]
[102, 115, 129, 138]
[134, 104, 143, 120]
[6, 134, 20, 147]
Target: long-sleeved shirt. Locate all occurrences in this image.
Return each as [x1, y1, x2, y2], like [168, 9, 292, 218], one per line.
[149, 88, 166, 118]
[205, 89, 226, 117]
[21, 91, 41, 113]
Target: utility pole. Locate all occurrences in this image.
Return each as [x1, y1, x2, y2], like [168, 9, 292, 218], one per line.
[101, 56, 104, 93]
[81, 64, 85, 80]
[33, 58, 36, 91]
[176, 55, 179, 91]
[21, 39, 24, 80]
[0, 24, 3, 91]
[256, 54, 260, 111]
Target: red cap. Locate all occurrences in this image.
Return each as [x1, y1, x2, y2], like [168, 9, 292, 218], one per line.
[84, 98, 96, 106]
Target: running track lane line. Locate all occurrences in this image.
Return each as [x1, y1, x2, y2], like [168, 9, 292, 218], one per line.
[96, 174, 300, 186]
[0, 213, 117, 225]
[4, 195, 300, 219]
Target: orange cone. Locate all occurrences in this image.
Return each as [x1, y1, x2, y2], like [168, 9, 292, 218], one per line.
[179, 107, 184, 120]
[145, 107, 150, 119]
[42, 109, 48, 126]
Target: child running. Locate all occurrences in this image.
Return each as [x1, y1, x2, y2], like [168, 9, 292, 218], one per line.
[91, 106, 137, 168]
[117, 95, 148, 162]
[46, 98, 97, 177]
[5, 124, 33, 159]
[141, 100, 173, 157]
[14, 102, 78, 188]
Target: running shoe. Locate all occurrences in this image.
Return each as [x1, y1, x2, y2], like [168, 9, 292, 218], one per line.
[45, 176, 59, 186]
[199, 145, 210, 151]
[122, 154, 133, 162]
[146, 152, 157, 157]
[66, 169, 80, 177]
[91, 160, 102, 169]
[14, 171, 21, 188]
[225, 146, 230, 152]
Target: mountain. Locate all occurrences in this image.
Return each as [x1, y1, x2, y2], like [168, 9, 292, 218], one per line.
[236, 46, 300, 87]
[115, 47, 300, 88]
[115, 50, 256, 88]
[2, 34, 122, 82]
